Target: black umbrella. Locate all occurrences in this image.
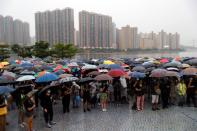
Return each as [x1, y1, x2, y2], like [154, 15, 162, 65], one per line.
[79, 77, 94, 83]
[38, 85, 55, 97]
[185, 59, 197, 66]
[132, 66, 146, 73]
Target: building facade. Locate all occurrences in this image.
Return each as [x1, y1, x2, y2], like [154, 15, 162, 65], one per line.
[79, 11, 113, 48]
[0, 15, 30, 45]
[117, 25, 138, 50]
[35, 7, 74, 46]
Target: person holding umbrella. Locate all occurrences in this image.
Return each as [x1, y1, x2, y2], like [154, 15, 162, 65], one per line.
[40, 89, 56, 128]
[186, 77, 196, 107]
[134, 79, 145, 111]
[151, 81, 161, 111]
[23, 92, 36, 131]
[81, 83, 91, 112]
[62, 84, 72, 113]
[0, 95, 8, 131]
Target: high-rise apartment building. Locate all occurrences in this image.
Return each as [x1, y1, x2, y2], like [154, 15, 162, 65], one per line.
[117, 25, 138, 50]
[0, 15, 30, 45]
[35, 7, 74, 46]
[79, 11, 112, 48]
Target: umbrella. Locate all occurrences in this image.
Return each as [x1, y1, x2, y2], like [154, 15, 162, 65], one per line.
[38, 85, 55, 97]
[166, 67, 179, 72]
[165, 71, 179, 78]
[20, 63, 34, 67]
[132, 66, 146, 73]
[79, 77, 94, 83]
[0, 62, 9, 66]
[163, 61, 182, 68]
[59, 74, 73, 78]
[2, 71, 16, 78]
[0, 64, 4, 69]
[142, 62, 155, 68]
[108, 69, 126, 77]
[98, 64, 109, 69]
[20, 70, 36, 75]
[0, 86, 15, 95]
[108, 64, 123, 70]
[185, 59, 197, 66]
[36, 73, 59, 83]
[160, 58, 169, 63]
[150, 69, 167, 77]
[82, 64, 97, 70]
[87, 71, 101, 76]
[182, 64, 190, 68]
[94, 74, 113, 81]
[37, 71, 49, 77]
[16, 75, 35, 81]
[67, 62, 78, 67]
[99, 69, 108, 73]
[54, 70, 65, 75]
[129, 71, 146, 78]
[182, 67, 197, 76]
[103, 60, 115, 65]
[59, 77, 79, 83]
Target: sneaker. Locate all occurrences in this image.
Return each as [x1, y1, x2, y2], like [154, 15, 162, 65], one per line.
[50, 121, 56, 125]
[102, 109, 104, 112]
[46, 123, 52, 128]
[87, 108, 91, 112]
[104, 108, 107, 112]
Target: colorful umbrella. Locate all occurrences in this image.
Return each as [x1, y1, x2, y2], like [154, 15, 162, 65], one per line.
[94, 74, 113, 81]
[108, 69, 126, 77]
[16, 75, 35, 81]
[36, 73, 59, 83]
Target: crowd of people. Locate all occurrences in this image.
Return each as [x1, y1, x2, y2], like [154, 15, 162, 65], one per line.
[0, 57, 196, 131]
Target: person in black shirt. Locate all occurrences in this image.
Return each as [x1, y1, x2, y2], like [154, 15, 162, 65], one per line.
[82, 84, 91, 112]
[40, 90, 56, 128]
[186, 78, 196, 107]
[62, 85, 72, 113]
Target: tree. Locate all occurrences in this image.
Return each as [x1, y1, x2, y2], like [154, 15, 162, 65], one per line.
[0, 44, 10, 61]
[32, 41, 50, 58]
[52, 43, 77, 58]
[18, 46, 33, 58]
[11, 44, 21, 54]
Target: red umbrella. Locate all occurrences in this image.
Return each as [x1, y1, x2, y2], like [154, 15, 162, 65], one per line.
[108, 69, 126, 77]
[160, 58, 169, 63]
[94, 74, 113, 81]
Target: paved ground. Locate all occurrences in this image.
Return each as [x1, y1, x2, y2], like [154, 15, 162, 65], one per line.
[6, 101, 197, 131]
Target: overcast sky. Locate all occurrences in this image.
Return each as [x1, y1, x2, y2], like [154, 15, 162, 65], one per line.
[0, 0, 197, 46]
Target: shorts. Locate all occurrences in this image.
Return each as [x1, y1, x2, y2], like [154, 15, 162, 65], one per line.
[152, 95, 159, 103]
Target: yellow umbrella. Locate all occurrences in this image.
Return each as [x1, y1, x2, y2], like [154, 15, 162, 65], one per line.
[103, 60, 115, 65]
[0, 62, 9, 66]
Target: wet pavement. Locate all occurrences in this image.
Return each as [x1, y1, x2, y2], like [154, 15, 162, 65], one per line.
[6, 101, 197, 131]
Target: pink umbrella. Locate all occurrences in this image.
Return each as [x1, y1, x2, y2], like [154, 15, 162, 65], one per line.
[160, 58, 169, 63]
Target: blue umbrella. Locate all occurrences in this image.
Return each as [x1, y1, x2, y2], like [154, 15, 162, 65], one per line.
[129, 71, 146, 78]
[35, 73, 59, 83]
[20, 63, 34, 67]
[109, 64, 123, 70]
[0, 86, 15, 95]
